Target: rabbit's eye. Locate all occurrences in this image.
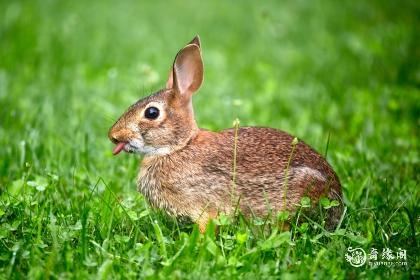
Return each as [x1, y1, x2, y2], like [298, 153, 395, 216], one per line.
[144, 106, 160, 120]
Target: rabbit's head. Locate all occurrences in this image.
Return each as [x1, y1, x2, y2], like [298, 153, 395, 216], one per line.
[108, 36, 203, 156]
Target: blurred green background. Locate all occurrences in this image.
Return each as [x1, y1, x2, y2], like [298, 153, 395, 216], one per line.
[0, 0, 418, 278]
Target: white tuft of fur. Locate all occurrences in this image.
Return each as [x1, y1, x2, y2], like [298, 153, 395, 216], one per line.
[291, 166, 326, 182]
[142, 145, 171, 156]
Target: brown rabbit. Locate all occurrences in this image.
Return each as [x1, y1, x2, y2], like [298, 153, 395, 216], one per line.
[108, 36, 343, 233]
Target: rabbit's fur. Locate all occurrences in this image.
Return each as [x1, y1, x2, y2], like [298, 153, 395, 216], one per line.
[109, 36, 343, 232]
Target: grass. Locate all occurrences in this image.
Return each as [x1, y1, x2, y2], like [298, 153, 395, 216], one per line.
[0, 0, 419, 278]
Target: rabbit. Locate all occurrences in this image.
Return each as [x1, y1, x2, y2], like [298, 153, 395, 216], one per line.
[108, 36, 343, 233]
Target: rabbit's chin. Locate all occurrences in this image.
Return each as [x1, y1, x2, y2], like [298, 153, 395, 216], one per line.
[127, 138, 172, 157]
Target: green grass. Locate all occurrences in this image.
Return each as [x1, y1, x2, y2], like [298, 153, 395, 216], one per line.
[0, 0, 419, 278]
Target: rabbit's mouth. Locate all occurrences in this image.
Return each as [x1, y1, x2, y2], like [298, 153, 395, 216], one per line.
[113, 138, 171, 157]
[112, 138, 144, 155]
[112, 142, 127, 155]
[112, 141, 141, 155]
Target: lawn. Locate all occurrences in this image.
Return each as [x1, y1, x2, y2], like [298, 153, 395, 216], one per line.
[0, 0, 418, 278]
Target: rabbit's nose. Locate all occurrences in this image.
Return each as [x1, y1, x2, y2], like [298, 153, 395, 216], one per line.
[110, 135, 119, 144]
[108, 128, 121, 144]
[108, 126, 133, 144]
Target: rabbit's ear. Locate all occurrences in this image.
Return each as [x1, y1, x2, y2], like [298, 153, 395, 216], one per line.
[188, 35, 201, 48]
[165, 41, 203, 98]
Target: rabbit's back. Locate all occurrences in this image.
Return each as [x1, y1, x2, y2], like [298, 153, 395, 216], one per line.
[138, 127, 342, 225]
